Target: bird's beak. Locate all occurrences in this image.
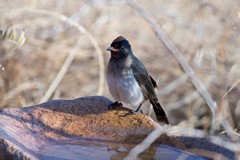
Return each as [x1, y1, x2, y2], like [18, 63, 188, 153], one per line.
[106, 46, 119, 52]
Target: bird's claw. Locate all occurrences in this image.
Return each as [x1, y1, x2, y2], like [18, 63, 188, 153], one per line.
[128, 109, 143, 115]
[108, 101, 123, 110]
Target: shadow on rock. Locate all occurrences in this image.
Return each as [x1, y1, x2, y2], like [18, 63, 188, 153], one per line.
[0, 96, 235, 160]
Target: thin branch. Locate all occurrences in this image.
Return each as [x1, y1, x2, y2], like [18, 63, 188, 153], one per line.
[28, 8, 105, 97]
[1, 81, 43, 106]
[127, 0, 217, 130]
[125, 125, 240, 159]
[2, 8, 105, 99]
[219, 79, 240, 104]
[157, 74, 187, 96]
[40, 39, 83, 103]
[124, 125, 167, 160]
[164, 77, 213, 111]
[169, 126, 240, 152]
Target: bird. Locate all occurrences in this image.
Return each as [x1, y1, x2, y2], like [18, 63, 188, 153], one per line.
[106, 36, 169, 124]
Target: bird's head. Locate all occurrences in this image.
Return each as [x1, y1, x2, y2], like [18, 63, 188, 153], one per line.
[106, 36, 132, 59]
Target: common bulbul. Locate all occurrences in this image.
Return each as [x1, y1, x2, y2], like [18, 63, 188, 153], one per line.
[106, 36, 169, 124]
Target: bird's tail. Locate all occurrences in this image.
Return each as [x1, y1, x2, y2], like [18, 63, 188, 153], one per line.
[150, 99, 169, 124]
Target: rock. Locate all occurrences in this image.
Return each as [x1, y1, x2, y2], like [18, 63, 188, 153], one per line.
[0, 96, 235, 160]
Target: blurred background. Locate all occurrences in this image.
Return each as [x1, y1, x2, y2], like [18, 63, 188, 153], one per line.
[0, 0, 240, 133]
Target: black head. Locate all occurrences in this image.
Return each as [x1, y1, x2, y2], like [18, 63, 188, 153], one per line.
[106, 36, 132, 59]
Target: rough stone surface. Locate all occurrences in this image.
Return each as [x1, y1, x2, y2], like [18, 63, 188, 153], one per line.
[0, 96, 235, 160]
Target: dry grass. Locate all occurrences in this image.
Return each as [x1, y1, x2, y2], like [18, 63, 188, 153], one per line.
[0, 0, 240, 158]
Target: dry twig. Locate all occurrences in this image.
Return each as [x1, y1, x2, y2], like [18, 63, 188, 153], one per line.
[124, 125, 167, 160]
[125, 125, 240, 159]
[1, 8, 105, 101]
[40, 38, 83, 103]
[127, 0, 217, 130]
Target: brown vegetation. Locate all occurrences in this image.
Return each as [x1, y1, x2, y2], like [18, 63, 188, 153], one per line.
[0, 0, 240, 158]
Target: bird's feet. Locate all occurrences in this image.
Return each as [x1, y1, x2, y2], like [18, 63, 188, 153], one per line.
[128, 109, 143, 115]
[108, 101, 123, 110]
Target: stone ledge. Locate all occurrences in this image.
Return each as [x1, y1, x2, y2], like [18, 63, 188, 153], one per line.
[0, 96, 235, 159]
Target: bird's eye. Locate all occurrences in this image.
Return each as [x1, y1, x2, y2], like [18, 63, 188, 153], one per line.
[120, 46, 124, 50]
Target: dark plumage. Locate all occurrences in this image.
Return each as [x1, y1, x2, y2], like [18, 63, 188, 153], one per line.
[106, 36, 169, 124]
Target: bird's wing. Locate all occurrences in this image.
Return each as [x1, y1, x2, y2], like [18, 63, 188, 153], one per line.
[131, 55, 169, 124]
[130, 56, 157, 100]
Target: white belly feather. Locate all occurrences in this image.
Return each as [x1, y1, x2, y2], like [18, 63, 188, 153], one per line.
[107, 70, 144, 108]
